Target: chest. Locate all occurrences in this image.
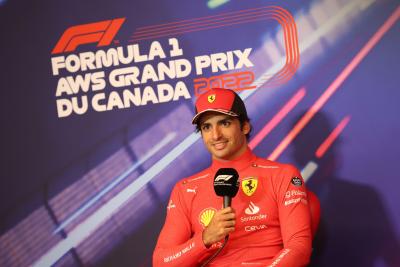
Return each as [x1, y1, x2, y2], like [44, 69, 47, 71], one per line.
[189, 174, 279, 233]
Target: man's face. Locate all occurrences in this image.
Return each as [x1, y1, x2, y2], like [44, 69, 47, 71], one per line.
[199, 112, 250, 161]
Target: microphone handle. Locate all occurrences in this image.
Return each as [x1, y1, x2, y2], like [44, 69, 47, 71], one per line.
[223, 196, 231, 208]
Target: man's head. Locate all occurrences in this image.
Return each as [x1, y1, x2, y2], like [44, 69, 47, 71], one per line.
[192, 88, 252, 161]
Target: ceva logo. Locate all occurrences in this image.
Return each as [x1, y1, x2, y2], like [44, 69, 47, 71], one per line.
[52, 18, 125, 54]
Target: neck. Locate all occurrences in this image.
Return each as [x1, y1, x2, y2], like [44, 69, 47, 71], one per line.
[211, 146, 255, 171]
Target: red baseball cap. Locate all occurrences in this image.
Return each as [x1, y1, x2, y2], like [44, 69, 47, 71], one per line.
[192, 88, 248, 124]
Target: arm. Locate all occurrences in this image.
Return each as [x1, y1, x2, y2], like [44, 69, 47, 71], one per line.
[268, 165, 312, 267]
[153, 183, 212, 267]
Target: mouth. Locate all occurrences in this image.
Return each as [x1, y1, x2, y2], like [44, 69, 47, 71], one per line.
[212, 141, 228, 150]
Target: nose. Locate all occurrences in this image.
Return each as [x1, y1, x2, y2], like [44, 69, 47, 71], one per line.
[211, 125, 222, 140]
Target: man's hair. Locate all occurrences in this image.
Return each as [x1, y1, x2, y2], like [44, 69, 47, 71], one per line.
[195, 114, 252, 141]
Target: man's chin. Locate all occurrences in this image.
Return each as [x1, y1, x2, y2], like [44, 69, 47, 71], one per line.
[211, 150, 232, 161]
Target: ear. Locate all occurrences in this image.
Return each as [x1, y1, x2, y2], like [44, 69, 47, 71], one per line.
[242, 121, 251, 135]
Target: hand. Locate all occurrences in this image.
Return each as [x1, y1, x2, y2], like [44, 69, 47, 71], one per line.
[202, 207, 236, 247]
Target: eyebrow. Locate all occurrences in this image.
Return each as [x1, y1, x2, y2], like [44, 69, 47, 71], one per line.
[217, 117, 232, 124]
[200, 116, 233, 127]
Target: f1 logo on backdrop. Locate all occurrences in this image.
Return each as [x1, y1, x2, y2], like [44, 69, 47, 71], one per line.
[52, 18, 125, 54]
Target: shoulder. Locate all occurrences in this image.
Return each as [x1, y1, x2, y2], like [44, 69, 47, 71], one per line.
[252, 157, 303, 188]
[253, 157, 299, 175]
[174, 167, 212, 190]
[169, 168, 213, 213]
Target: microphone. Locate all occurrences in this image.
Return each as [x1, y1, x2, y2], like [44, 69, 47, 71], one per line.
[200, 168, 239, 267]
[213, 168, 239, 208]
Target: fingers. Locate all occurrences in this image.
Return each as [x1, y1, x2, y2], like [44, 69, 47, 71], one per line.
[219, 207, 235, 219]
[219, 207, 235, 214]
[202, 207, 236, 247]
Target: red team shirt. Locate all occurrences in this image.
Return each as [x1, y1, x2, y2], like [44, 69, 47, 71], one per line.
[153, 148, 312, 266]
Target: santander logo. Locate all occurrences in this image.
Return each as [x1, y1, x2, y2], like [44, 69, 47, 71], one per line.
[245, 201, 260, 215]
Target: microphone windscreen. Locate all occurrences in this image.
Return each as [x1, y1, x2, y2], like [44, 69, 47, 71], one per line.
[213, 168, 239, 197]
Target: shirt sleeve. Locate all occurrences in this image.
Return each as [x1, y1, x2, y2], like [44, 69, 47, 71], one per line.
[153, 182, 214, 266]
[268, 165, 312, 267]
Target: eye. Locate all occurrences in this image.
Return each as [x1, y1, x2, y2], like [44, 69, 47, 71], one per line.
[201, 124, 211, 132]
[221, 120, 231, 127]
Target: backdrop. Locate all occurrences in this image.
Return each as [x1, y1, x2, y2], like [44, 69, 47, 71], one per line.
[1, 0, 399, 266]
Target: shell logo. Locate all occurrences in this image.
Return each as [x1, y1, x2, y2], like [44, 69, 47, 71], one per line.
[199, 208, 216, 228]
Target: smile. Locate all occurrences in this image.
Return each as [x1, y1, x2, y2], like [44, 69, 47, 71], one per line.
[212, 141, 228, 150]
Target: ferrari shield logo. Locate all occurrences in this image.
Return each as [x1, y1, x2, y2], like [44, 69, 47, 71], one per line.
[241, 177, 258, 196]
[207, 94, 216, 103]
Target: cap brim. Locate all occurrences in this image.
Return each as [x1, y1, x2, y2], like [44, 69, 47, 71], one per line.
[191, 109, 239, 124]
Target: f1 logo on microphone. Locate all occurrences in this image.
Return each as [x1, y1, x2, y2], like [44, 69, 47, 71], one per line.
[215, 175, 233, 182]
[52, 18, 125, 55]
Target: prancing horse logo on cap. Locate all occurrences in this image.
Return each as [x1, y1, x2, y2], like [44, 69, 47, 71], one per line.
[208, 94, 216, 103]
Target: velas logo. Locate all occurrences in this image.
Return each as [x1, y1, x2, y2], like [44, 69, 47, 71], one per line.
[199, 208, 216, 228]
[291, 177, 303, 187]
[207, 94, 216, 103]
[241, 177, 258, 196]
[52, 18, 125, 54]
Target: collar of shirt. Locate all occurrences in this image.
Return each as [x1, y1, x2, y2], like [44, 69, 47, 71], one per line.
[210, 147, 256, 172]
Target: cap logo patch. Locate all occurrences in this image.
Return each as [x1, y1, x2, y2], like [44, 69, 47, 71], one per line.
[207, 94, 216, 103]
[241, 177, 258, 196]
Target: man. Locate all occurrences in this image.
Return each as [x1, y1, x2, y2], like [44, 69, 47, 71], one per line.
[153, 88, 312, 266]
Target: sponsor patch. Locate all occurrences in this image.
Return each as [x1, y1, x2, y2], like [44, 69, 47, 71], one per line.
[199, 208, 216, 228]
[210, 242, 223, 249]
[284, 197, 308, 206]
[167, 200, 176, 210]
[245, 201, 260, 215]
[183, 173, 209, 184]
[240, 213, 267, 223]
[291, 177, 302, 187]
[252, 163, 279, 169]
[163, 242, 195, 263]
[285, 190, 306, 199]
[245, 224, 267, 232]
[241, 177, 258, 196]
[186, 186, 197, 194]
[241, 203, 267, 222]
[268, 249, 291, 267]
